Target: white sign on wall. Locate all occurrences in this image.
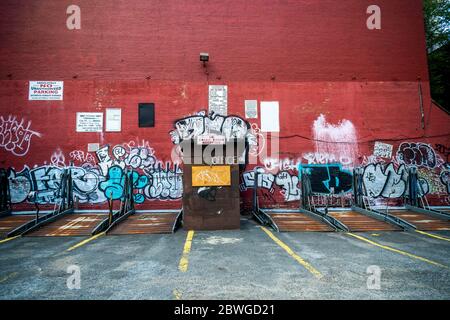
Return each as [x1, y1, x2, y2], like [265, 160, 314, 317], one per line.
[260, 101, 280, 132]
[29, 81, 64, 100]
[76, 112, 103, 132]
[245, 100, 258, 119]
[197, 133, 226, 145]
[209, 85, 228, 116]
[105, 108, 122, 132]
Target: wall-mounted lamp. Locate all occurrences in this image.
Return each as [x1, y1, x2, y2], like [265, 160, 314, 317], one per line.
[200, 53, 209, 76]
[200, 52, 209, 67]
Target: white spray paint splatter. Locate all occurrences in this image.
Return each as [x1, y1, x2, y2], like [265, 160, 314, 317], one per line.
[313, 114, 358, 165]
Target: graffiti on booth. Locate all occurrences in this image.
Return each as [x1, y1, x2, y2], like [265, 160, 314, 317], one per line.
[7, 140, 182, 205]
[169, 111, 259, 163]
[240, 140, 449, 203]
[0, 115, 41, 157]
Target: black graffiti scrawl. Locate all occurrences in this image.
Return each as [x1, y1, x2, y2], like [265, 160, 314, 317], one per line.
[397, 142, 437, 168]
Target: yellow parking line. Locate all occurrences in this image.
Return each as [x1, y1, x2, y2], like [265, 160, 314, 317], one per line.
[66, 232, 106, 252]
[260, 227, 323, 279]
[415, 230, 450, 242]
[347, 232, 449, 269]
[178, 230, 195, 272]
[0, 235, 21, 244]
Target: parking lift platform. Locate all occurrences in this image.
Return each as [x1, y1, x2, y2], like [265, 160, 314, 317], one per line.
[25, 213, 107, 237]
[107, 211, 182, 235]
[265, 210, 335, 232]
[326, 209, 402, 232]
[385, 208, 450, 231]
[0, 215, 35, 239]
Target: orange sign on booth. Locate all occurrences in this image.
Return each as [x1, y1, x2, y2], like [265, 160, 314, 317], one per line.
[192, 165, 231, 187]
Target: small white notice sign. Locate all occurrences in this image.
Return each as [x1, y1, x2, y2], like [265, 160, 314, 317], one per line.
[245, 100, 258, 119]
[209, 85, 228, 116]
[260, 101, 280, 132]
[29, 81, 64, 100]
[105, 108, 122, 132]
[76, 112, 103, 132]
[373, 141, 393, 158]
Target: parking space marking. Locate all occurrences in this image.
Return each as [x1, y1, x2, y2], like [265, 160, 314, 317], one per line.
[178, 230, 195, 272]
[66, 232, 106, 252]
[0, 272, 18, 283]
[415, 230, 450, 242]
[173, 289, 182, 300]
[260, 227, 323, 279]
[347, 232, 449, 269]
[0, 235, 20, 245]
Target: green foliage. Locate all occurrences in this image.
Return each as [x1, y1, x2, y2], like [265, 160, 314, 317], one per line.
[423, 0, 450, 110]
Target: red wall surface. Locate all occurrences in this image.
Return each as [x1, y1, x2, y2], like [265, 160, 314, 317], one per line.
[0, 0, 449, 210]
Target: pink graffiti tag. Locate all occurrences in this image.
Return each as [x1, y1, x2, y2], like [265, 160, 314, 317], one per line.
[0, 115, 41, 156]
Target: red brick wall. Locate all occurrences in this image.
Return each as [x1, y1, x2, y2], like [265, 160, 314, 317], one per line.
[0, 0, 428, 81]
[0, 1, 449, 210]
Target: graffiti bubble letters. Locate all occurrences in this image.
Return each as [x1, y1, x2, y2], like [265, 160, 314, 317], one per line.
[0, 115, 41, 156]
[170, 111, 257, 164]
[397, 142, 437, 169]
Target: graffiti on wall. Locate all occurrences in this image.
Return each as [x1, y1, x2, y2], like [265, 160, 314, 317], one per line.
[7, 140, 182, 205]
[299, 163, 353, 194]
[441, 169, 450, 194]
[0, 115, 41, 157]
[396, 142, 438, 169]
[313, 114, 358, 166]
[362, 163, 408, 198]
[8, 165, 104, 204]
[435, 144, 450, 162]
[240, 168, 300, 202]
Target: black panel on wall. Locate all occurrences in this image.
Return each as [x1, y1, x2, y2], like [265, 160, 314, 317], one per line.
[138, 103, 155, 127]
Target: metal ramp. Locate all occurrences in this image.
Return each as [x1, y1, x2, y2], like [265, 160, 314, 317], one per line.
[386, 208, 450, 231]
[107, 211, 182, 235]
[251, 168, 341, 232]
[19, 169, 84, 236]
[2, 168, 102, 238]
[342, 166, 412, 232]
[26, 213, 107, 237]
[379, 168, 450, 231]
[104, 171, 183, 235]
[0, 168, 12, 216]
[267, 210, 334, 232]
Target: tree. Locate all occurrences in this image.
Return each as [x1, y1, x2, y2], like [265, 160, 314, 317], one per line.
[423, 0, 450, 111]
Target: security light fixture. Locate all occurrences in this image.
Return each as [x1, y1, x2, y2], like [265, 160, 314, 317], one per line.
[200, 53, 209, 62]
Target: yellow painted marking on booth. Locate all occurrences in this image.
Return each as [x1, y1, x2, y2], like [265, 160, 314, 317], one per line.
[0, 235, 20, 245]
[347, 232, 449, 269]
[173, 289, 182, 300]
[260, 227, 323, 279]
[179, 230, 195, 272]
[66, 232, 106, 252]
[0, 272, 18, 283]
[415, 230, 450, 242]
